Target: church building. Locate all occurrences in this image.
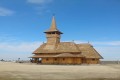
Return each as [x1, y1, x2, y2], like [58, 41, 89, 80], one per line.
[31, 16, 103, 64]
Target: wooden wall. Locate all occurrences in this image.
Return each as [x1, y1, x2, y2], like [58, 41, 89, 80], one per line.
[42, 58, 53, 64]
[41, 57, 82, 64]
[85, 58, 100, 64]
[32, 58, 100, 64]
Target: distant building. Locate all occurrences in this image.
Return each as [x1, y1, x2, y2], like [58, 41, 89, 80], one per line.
[30, 16, 103, 64]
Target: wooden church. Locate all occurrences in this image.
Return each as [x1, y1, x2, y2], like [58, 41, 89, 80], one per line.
[30, 16, 103, 64]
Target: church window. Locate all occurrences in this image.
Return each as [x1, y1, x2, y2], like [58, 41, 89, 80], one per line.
[46, 58, 49, 61]
[55, 58, 57, 61]
[92, 59, 95, 61]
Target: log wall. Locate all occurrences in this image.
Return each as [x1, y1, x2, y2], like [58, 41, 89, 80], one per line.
[32, 58, 100, 64]
[86, 58, 100, 64]
[41, 57, 82, 64]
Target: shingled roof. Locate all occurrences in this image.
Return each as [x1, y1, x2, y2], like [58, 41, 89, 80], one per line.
[33, 42, 81, 54]
[77, 43, 103, 59]
[33, 42, 102, 59]
[31, 53, 83, 58]
[54, 53, 83, 57]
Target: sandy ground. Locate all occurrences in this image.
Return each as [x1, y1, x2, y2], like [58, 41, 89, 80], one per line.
[0, 61, 120, 80]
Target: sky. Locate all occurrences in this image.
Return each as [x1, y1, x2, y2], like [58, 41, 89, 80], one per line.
[0, 0, 120, 60]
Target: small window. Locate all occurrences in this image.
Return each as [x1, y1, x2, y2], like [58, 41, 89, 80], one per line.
[92, 59, 95, 61]
[51, 32, 55, 34]
[63, 58, 65, 61]
[55, 58, 57, 61]
[46, 58, 49, 61]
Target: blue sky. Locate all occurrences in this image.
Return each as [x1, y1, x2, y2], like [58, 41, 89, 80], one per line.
[0, 0, 120, 60]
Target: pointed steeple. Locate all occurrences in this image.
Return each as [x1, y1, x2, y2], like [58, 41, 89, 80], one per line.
[44, 16, 63, 34]
[50, 16, 57, 31]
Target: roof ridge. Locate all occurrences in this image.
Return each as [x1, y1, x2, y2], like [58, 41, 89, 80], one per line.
[73, 42, 81, 52]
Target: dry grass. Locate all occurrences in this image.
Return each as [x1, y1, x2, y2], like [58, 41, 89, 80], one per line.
[0, 62, 120, 80]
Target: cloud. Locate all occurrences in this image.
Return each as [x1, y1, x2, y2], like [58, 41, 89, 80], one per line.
[0, 42, 41, 52]
[0, 34, 17, 42]
[0, 7, 14, 16]
[35, 6, 52, 15]
[27, 0, 53, 4]
[95, 46, 120, 60]
[74, 40, 120, 46]
[0, 41, 42, 60]
[92, 41, 120, 46]
[27, 0, 53, 15]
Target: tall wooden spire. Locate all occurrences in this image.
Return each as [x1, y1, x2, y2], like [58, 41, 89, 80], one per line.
[44, 16, 63, 34]
[50, 16, 57, 31]
[44, 16, 62, 45]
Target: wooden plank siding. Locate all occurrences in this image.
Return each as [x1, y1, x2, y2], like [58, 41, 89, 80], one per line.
[86, 58, 100, 64]
[41, 58, 82, 64]
[32, 57, 100, 64]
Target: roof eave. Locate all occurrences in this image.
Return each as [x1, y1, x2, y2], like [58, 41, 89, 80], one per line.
[44, 31, 63, 34]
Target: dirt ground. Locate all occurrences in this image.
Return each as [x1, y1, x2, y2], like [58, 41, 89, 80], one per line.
[0, 61, 120, 80]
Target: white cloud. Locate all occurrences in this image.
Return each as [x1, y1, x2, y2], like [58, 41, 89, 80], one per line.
[0, 7, 14, 16]
[0, 41, 42, 60]
[92, 41, 120, 46]
[0, 42, 41, 52]
[35, 6, 52, 15]
[27, 0, 53, 15]
[0, 34, 17, 42]
[27, 0, 53, 4]
[74, 40, 120, 46]
[95, 46, 120, 60]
